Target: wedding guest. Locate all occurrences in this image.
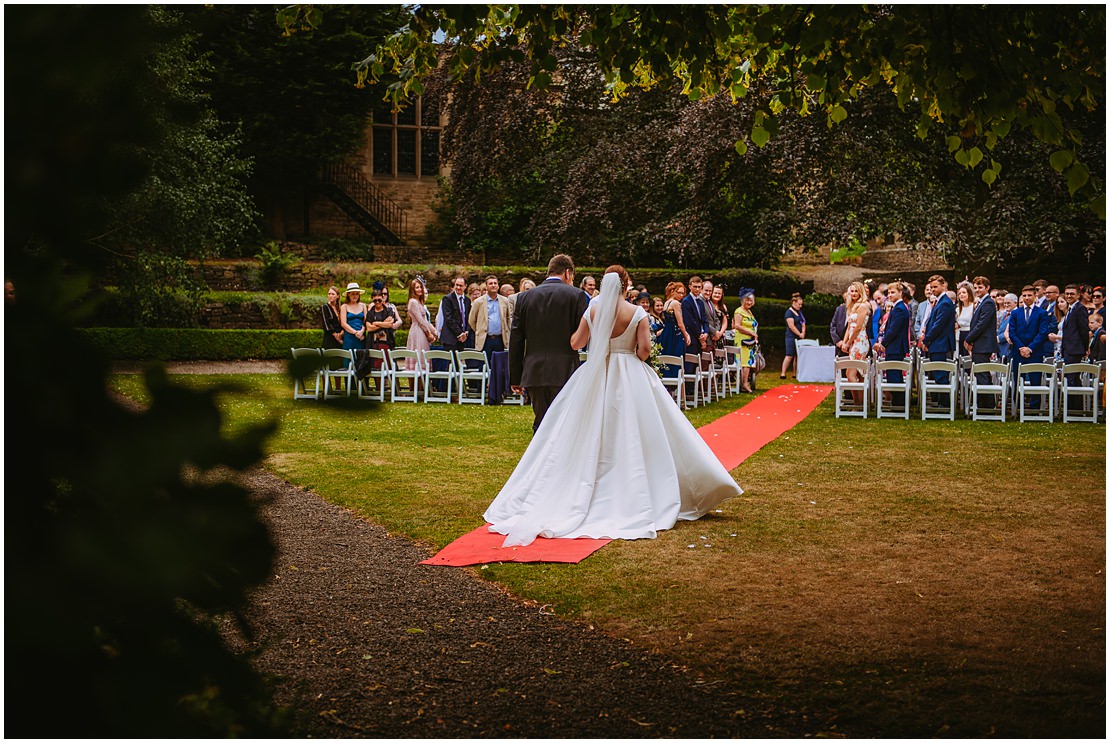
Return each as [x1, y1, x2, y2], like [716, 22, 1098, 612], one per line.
[580, 275, 597, 297]
[321, 285, 344, 349]
[874, 282, 911, 406]
[965, 276, 1001, 408]
[365, 290, 397, 355]
[519, 278, 536, 293]
[465, 282, 482, 351]
[1009, 285, 1052, 406]
[1042, 284, 1061, 312]
[868, 283, 887, 348]
[1080, 283, 1095, 310]
[467, 282, 482, 303]
[733, 287, 758, 393]
[339, 282, 368, 353]
[380, 282, 404, 332]
[997, 293, 1017, 360]
[711, 285, 730, 349]
[1032, 279, 1050, 309]
[682, 275, 710, 365]
[406, 277, 437, 374]
[649, 296, 666, 342]
[1049, 294, 1068, 359]
[1087, 312, 1105, 362]
[507, 278, 535, 318]
[781, 292, 806, 379]
[904, 282, 919, 322]
[499, 283, 515, 298]
[923, 275, 957, 406]
[839, 282, 871, 404]
[915, 281, 934, 343]
[660, 282, 691, 364]
[469, 274, 511, 358]
[1058, 284, 1091, 412]
[830, 290, 848, 358]
[955, 282, 975, 354]
[440, 276, 472, 354]
[1092, 286, 1105, 320]
[702, 280, 725, 349]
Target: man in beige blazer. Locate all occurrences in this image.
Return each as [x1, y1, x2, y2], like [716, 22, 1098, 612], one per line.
[469, 274, 511, 356]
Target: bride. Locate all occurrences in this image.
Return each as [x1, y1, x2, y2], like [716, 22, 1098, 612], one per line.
[484, 266, 742, 547]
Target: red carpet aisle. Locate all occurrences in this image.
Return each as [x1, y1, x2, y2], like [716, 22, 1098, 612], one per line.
[421, 384, 832, 567]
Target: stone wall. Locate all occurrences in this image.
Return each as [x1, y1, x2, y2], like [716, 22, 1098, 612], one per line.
[861, 246, 952, 272]
[371, 178, 443, 244]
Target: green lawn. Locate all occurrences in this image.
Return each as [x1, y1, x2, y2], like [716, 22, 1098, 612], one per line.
[109, 371, 1106, 736]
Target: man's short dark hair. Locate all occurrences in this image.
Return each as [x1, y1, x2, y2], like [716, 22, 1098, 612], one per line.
[688, 275, 702, 284]
[547, 254, 575, 277]
[485, 274, 498, 283]
[1021, 285, 1035, 294]
[1033, 279, 1048, 289]
[929, 274, 948, 287]
[972, 275, 990, 289]
[1065, 283, 1081, 293]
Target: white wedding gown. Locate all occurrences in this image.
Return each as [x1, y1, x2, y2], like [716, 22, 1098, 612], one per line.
[484, 273, 742, 547]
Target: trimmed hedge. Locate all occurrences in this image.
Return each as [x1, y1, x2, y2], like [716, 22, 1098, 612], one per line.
[79, 327, 407, 361]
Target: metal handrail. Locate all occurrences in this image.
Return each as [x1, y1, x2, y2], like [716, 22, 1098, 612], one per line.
[319, 163, 408, 242]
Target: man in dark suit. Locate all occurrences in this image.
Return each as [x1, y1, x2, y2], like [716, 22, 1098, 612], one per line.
[439, 275, 472, 353]
[680, 275, 709, 371]
[964, 276, 1001, 408]
[829, 293, 848, 358]
[873, 281, 911, 407]
[1008, 285, 1052, 408]
[510, 254, 590, 432]
[1057, 284, 1091, 412]
[923, 274, 956, 406]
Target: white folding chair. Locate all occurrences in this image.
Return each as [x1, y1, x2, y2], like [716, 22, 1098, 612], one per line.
[389, 349, 422, 402]
[357, 348, 392, 401]
[683, 353, 705, 408]
[578, 350, 588, 365]
[1061, 362, 1100, 423]
[291, 347, 321, 400]
[834, 359, 870, 418]
[723, 345, 742, 395]
[456, 350, 489, 405]
[658, 354, 685, 407]
[969, 362, 1009, 421]
[701, 351, 719, 402]
[919, 360, 958, 420]
[875, 360, 912, 419]
[1016, 362, 1056, 422]
[422, 349, 456, 403]
[321, 348, 355, 398]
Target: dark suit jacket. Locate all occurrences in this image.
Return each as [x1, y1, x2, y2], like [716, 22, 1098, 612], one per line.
[1061, 301, 1091, 358]
[1088, 326, 1105, 362]
[829, 303, 847, 348]
[439, 292, 471, 350]
[924, 293, 956, 354]
[1008, 304, 1050, 358]
[880, 300, 911, 359]
[965, 296, 1000, 356]
[681, 293, 709, 353]
[509, 278, 589, 388]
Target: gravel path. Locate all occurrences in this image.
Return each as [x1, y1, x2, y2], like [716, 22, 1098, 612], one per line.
[226, 470, 802, 738]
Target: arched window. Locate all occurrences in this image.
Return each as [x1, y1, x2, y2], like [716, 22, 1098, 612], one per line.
[372, 94, 441, 178]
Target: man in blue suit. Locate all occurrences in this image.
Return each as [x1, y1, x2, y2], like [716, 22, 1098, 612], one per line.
[1008, 285, 1052, 409]
[681, 275, 709, 372]
[923, 274, 956, 406]
[964, 276, 1001, 408]
[873, 281, 911, 407]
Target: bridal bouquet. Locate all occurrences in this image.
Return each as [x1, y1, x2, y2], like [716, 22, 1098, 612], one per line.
[647, 341, 665, 378]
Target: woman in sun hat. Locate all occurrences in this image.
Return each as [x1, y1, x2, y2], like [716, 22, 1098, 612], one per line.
[339, 282, 368, 352]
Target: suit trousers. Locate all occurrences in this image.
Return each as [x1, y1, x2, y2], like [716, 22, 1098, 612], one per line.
[1010, 354, 1042, 409]
[527, 385, 563, 433]
[1064, 352, 1085, 411]
[929, 350, 952, 406]
[971, 351, 996, 409]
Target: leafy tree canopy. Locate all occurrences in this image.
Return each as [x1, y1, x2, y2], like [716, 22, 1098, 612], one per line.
[283, 4, 1105, 216]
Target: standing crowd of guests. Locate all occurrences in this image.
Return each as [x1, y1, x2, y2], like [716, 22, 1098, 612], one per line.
[827, 275, 1105, 408]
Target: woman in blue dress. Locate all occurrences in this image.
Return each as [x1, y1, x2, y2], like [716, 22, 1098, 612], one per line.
[339, 282, 368, 352]
[659, 281, 692, 372]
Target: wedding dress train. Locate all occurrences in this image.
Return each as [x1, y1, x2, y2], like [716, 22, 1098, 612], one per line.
[484, 273, 742, 547]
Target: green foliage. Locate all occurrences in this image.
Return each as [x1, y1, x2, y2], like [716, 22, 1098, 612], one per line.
[7, 6, 285, 735]
[316, 236, 377, 261]
[328, 5, 1105, 213]
[254, 241, 301, 288]
[829, 238, 867, 264]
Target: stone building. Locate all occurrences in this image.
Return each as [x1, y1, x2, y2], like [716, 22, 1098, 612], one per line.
[282, 94, 447, 247]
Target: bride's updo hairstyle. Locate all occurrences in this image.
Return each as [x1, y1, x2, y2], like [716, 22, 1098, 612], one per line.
[603, 264, 630, 291]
